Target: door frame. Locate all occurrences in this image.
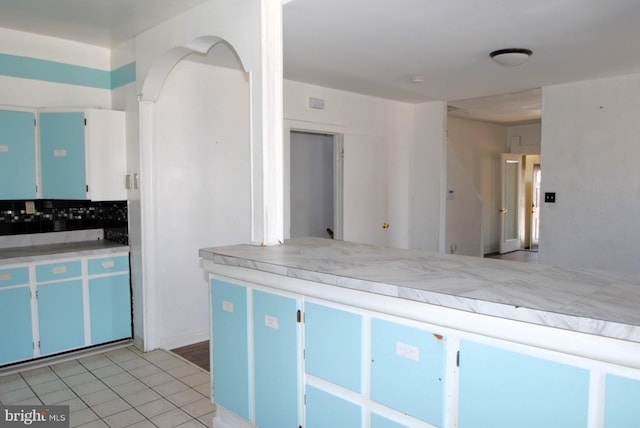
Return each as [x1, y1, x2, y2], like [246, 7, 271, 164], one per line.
[284, 120, 344, 241]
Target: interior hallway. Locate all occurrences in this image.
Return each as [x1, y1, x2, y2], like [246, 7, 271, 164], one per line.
[0, 345, 215, 428]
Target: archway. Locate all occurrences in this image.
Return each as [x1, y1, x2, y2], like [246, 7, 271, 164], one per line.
[136, 36, 251, 351]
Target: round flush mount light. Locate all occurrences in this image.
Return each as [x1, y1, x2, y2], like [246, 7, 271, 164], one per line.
[490, 48, 533, 67]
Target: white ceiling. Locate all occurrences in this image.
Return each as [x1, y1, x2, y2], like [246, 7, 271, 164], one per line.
[2, 0, 640, 124]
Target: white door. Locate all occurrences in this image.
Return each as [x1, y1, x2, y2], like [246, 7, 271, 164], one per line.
[530, 164, 541, 250]
[343, 135, 388, 246]
[499, 153, 522, 253]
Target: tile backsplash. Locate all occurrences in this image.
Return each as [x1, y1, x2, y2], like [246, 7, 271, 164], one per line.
[0, 200, 128, 245]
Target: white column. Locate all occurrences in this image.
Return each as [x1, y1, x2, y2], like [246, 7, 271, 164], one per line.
[138, 100, 158, 351]
[250, 0, 284, 246]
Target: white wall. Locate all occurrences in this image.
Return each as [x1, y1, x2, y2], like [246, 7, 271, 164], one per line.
[152, 60, 251, 348]
[283, 80, 445, 251]
[0, 27, 111, 108]
[508, 122, 541, 154]
[540, 74, 640, 274]
[447, 116, 507, 254]
[412, 102, 447, 252]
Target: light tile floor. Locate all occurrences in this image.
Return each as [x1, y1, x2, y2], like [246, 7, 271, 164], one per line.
[0, 345, 216, 428]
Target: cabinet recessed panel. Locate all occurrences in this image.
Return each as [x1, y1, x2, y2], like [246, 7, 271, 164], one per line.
[0, 287, 33, 365]
[605, 374, 640, 427]
[370, 318, 446, 426]
[211, 280, 250, 421]
[305, 302, 362, 392]
[458, 340, 589, 428]
[40, 112, 87, 199]
[371, 413, 410, 428]
[253, 290, 300, 428]
[38, 279, 85, 355]
[89, 274, 132, 344]
[305, 385, 362, 428]
[0, 110, 36, 199]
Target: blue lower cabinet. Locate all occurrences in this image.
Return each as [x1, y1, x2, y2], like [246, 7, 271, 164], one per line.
[305, 302, 362, 392]
[38, 280, 85, 355]
[89, 274, 131, 344]
[253, 290, 300, 428]
[0, 287, 33, 365]
[305, 385, 362, 428]
[605, 374, 640, 427]
[370, 318, 446, 426]
[458, 340, 590, 428]
[211, 280, 251, 421]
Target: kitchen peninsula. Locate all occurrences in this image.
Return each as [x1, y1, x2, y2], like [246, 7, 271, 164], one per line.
[200, 237, 640, 428]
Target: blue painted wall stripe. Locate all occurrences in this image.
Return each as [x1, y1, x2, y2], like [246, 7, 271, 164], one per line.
[0, 53, 136, 89]
[111, 61, 136, 89]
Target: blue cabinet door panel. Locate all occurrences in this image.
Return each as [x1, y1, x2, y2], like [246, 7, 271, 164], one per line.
[211, 280, 251, 420]
[605, 374, 640, 427]
[0, 287, 33, 365]
[305, 385, 362, 428]
[36, 260, 82, 282]
[458, 340, 589, 428]
[38, 280, 85, 355]
[89, 274, 131, 344]
[305, 302, 362, 392]
[40, 112, 87, 199]
[0, 110, 36, 199]
[370, 318, 446, 426]
[253, 290, 299, 428]
[371, 413, 410, 428]
[88, 255, 129, 275]
[0, 267, 30, 288]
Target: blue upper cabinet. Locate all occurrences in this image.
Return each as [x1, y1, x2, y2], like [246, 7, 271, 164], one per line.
[0, 109, 37, 199]
[39, 112, 87, 199]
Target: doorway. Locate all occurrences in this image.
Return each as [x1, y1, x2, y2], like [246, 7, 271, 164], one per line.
[289, 130, 343, 240]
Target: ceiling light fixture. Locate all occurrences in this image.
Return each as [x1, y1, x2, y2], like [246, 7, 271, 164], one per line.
[490, 48, 532, 67]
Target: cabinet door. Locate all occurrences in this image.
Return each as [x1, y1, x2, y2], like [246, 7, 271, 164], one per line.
[0, 110, 36, 199]
[38, 279, 85, 355]
[0, 287, 33, 365]
[605, 374, 640, 427]
[253, 289, 300, 428]
[40, 112, 87, 199]
[305, 302, 362, 392]
[458, 340, 589, 428]
[211, 279, 251, 421]
[89, 273, 131, 344]
[305, 385, 362, 428]
[370, 318, 446, 426]
[85, 109, 126, 201]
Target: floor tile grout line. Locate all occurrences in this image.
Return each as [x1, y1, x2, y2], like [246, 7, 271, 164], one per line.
[5, 347, 213, 428]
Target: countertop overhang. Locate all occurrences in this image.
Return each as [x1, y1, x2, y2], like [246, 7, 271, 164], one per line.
[200, 237, 640, 344]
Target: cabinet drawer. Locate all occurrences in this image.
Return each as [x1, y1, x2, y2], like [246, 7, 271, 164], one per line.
[36, 260, 82, 282]
[0, 267, 29, 288]
[88, 255, 129, 275]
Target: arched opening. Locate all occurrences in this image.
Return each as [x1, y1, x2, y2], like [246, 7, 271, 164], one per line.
[137, 36, 251, 350]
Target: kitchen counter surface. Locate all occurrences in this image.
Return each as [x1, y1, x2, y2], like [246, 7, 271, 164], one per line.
[0, 239, 128, 265]
[200, 237, 640, 343]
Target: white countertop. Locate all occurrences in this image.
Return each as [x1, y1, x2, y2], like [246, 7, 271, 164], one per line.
[0, 240, 129, 265]
[200, 237, 640, 343]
